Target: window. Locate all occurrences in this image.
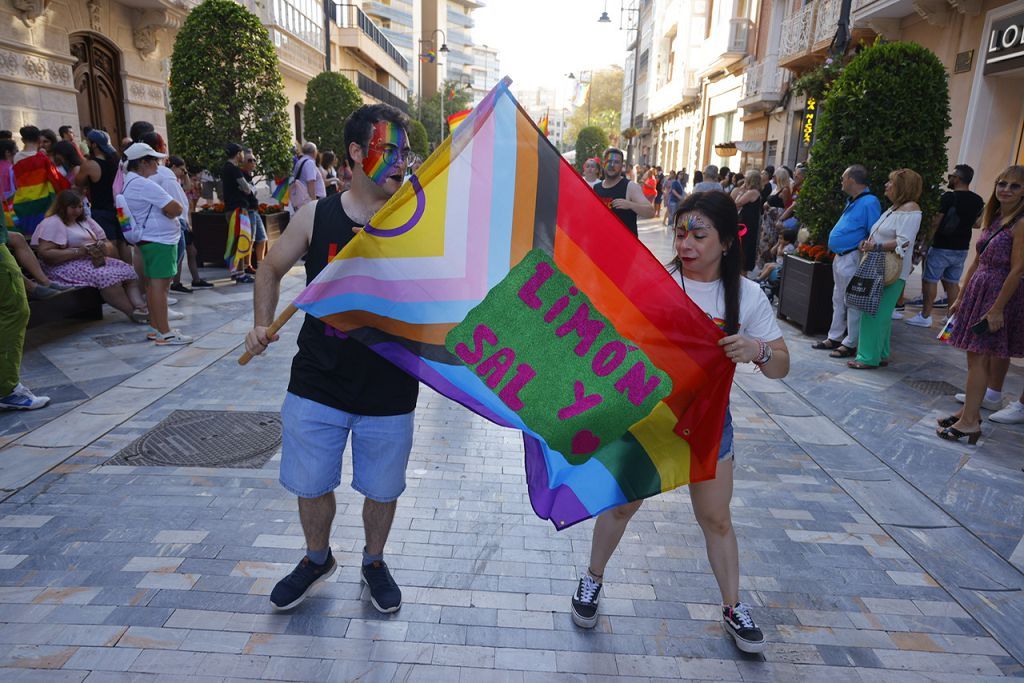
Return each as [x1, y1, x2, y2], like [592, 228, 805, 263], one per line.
[766, 140, 777, 168]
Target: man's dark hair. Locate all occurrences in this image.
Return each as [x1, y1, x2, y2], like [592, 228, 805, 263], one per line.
[954, 164, 974, 185]
[129, 120, 155, 143]
[0, 139, 17, 159]
[846, 164, 870, 186]
[19, 126, 40, 142]
[720, 166, 731, 178]
[168, 155, 186, 168]
[140, 131, 167, 154]
[0, 130, 12, 140]
[764, 165, 775, 177]
[58, 125, 73, 138]
[602, 147, 625, 159]
[343, 104, 409, 167]
[83, 126, 93, 137]
[782, 229, 799, 243]
[40, 129, 58, 146]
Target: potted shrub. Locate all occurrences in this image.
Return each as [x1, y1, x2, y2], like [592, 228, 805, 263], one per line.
[714, 142, 738, 158]
[778, 244, 834, 335]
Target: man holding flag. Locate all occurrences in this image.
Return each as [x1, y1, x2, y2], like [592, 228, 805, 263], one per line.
[244, 104, 417, 614]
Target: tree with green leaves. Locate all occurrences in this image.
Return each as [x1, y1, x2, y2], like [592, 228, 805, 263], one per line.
[304, 72, 362, 156]
[565, 67, 624, 151]
[575, 126, 609, 170]
[797, 41, 951, 242]
[168, 0, 292, 177]
[407, 119, 429, 160]
[410, 81, 473, 149]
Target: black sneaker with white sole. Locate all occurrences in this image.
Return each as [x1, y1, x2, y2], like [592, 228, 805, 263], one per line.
[269, 551, 336, 611]
[571, 574, 602, 628]
[362, 560, 402, 613]
[723, 602, 766, 653]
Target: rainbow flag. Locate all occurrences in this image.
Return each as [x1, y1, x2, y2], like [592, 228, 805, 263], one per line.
[116, 206, 131, 232]
[292, 78, 734, 529]
[12, 151, 68, 236]
[937, 317, 954, 343]
[538, 110, 550, 137]
[419, 49, 436, 63]
[224, 208, 252, 272]
[447, 109, 472, 135]
[271, 177, 290, 206]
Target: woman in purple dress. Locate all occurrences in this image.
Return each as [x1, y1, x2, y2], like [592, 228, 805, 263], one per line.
[938, 165, 1024, 443]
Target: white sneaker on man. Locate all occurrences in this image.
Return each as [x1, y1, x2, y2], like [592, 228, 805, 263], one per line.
[167, 309, 185, 320]
[0, 383, 50, 411]
[954, 392, 1003, 411]
[154, 329, 193, 346]
[989, 400, 1024, 424]
[905, 313, 932, 327]
[891, 309, 904, 320]
[167, 297, 178, 306]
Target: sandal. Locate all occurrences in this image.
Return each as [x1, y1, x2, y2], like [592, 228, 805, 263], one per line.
[130, 308, 149, 324]
[812, 339, 842, 350]
[847, 361, 878, 369]
[936, 415, 959, 428]
[936, 426, 981, 445]
[830, 345, 857, 358]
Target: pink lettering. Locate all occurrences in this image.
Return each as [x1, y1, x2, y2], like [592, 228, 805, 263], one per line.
[557, 380, 604, 420]
[554, 303, 605, 357]
[518, 260, 554, 309]
[592, 341, 628, 377]
[498, 363, 537, 411]
[477, 347, 516, 388]
[614, 362, 662, 406]
[455, 324, 498, 364]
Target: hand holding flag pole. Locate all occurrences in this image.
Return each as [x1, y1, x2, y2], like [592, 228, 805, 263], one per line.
[238, 303, 298, 366]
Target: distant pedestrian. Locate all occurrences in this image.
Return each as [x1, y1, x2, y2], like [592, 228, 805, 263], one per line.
[581, 157, 601, 186]
[12, 126, 69, 237]
[812, 164, 881, 358]
[653, 166, 665, 218]
[289, 142, 325, 212]
[241, 148, 269, 271]
[221, 143, 256, 283]
[692, 165, 723, 193]
[592, 147, 655, 236]
[0, 229, 50, 411]
[735, 170, 763, 275]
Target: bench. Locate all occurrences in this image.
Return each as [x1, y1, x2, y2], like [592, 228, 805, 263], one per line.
[28, 286, 104, 329]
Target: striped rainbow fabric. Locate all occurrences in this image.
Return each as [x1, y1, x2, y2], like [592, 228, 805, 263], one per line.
[447, 109, 472, 135]
[224, 208, 252, 272]
[271, 177, 290, 206]
[293, 78, 734, 528]
[12, 151, 68, 236]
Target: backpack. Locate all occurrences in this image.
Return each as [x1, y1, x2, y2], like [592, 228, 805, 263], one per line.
[115, 178, 153, 245]
[286, 157, 312, 213]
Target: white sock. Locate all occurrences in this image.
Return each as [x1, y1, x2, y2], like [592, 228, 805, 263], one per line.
[984, 388, 1002, 402]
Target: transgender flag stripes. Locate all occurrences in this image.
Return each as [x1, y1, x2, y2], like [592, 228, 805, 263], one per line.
[293, 78, 734, 528]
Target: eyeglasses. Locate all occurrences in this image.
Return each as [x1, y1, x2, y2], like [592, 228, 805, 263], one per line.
[369, 144, 415, 166]
[996, 180, 1023, 191]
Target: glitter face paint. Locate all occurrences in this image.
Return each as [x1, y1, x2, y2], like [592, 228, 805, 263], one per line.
[602, 152, 623, 174]
[362, 121, 409, 186]
[674, 214, 713, 239]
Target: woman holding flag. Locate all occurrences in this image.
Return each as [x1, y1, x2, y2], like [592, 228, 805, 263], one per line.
[570, 191, 790, 654]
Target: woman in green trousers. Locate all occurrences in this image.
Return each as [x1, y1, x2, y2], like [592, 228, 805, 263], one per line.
[849, 169, 923, 369]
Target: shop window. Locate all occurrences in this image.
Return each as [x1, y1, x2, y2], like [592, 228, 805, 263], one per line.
[766, 140, 777, 168]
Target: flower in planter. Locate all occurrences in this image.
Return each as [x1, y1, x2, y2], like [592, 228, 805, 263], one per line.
[795, 244, 834, 263]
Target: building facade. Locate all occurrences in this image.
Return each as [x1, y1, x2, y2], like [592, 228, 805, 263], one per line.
[332, 3, 412, 116]
[469, 42, 498, 104]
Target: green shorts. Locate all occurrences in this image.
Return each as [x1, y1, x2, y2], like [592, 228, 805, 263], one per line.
[139, 242, 178, 279]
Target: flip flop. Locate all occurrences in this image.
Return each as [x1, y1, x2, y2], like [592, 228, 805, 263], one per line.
[829, 345, 857, 358]
[812, 339, 842, 350]
[847, 361, 878, 369]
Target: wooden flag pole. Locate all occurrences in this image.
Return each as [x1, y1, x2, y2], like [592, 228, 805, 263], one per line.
[238, 303, 298, 366]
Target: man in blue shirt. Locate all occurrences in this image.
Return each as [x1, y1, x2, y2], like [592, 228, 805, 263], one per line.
[813, 164, 881, 356]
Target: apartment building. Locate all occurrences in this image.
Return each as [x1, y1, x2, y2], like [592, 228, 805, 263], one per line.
[331, 3, 412, 115]
[470, 43, 500, 104]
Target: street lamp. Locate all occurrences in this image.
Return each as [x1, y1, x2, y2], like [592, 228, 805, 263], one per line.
[609, 2, 641, 166]
[598, 0, 611, 22]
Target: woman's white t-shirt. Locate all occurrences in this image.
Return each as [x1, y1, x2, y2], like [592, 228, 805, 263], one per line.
[121, 172, 180, 245]
[670, 268, 783, 341]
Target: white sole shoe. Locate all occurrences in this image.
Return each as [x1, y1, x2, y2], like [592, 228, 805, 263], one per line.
[989, 401, 1024, 424]
[954, 393, 1003, 411]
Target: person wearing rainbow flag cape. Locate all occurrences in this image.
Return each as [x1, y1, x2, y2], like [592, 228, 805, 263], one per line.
[11, 126, 69, 237]
[245, 104, 417, 615]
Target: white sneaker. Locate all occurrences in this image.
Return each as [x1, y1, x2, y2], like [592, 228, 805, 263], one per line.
[154, 329, 193, 346]
[891, 309, 904, 320]
[167, 309, 185, 320]
[905, 313, 932, 327]
[990, 400, 1024, 424]
[0, 383, 50, 411]
[167, 297, 178, 306]
[954, 392, 1003, 411]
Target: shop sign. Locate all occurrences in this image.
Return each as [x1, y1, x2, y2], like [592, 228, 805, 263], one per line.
[984, 13, 1024, 75]
[802, 98, 816, 146]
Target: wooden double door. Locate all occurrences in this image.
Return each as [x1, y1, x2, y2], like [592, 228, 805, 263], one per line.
[69, 32, 126, 146]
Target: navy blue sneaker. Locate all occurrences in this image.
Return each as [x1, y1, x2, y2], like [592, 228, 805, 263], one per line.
[270, 551, 336, 611]
[361, 560, 401, 613]
[723, 602, 766, 653]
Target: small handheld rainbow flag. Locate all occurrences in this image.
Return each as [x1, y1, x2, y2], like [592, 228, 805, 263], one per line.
[116, 206, 131, 232]
[419, 49, 436, 63]
[271, 177, 290, 206]
[224, 208, 253, 272]
[937, 316, 954, 343]
[538, 110, 550, 137]
[446, 109, 472, 136]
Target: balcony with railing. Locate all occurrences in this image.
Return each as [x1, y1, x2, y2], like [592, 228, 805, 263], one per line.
[701, 11, 753, 74]
[332, 3, 410, 83]
[648, 69, 700, 118]
[779, 1, 818, 67]
[339, 68, 409, 113]
[738, 56, 788, 111]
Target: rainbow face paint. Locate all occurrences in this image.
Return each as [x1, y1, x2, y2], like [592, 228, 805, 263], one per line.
[674, 214, 713, 239]
[602, 152, 623, 174]
[363, 121, 410, 186]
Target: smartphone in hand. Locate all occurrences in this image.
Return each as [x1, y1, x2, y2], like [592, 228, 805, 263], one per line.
[970, 319, 990, 336]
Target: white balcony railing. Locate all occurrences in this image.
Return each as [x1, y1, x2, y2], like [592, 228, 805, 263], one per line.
[814, 0, 842, 45]
[780, 1, 817, 61]
[728, 18, 754, 53]
[739, 56, 788, 110]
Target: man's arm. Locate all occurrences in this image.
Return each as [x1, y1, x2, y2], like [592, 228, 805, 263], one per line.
[618, 181, 655, 219]
[245, 200, 317, 355]
[162, 200, 183, 218]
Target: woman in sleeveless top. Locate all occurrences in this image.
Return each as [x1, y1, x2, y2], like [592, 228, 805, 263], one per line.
[735, 171, 763, 275]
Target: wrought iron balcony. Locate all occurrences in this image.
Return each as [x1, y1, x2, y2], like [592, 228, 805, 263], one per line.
[738, 57, 787, 112]
[339, 69, 409, 113]
[780, 1, 817, 66]
[334, 4, 409, 71]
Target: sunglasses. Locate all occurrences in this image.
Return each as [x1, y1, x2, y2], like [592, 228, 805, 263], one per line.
[996, 180, 1023, 191]
[369, 144, 415, 166]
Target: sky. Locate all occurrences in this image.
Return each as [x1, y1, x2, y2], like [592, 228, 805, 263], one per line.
[471, 0, 632, 105]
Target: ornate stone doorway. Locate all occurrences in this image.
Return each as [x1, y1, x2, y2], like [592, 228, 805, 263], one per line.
[69, 32, 126, 145]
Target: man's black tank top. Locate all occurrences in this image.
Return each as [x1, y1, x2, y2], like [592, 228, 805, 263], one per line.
[287, 192, 419, 416]
[89, 155, 117, 211]
[593, 177, 638, 236]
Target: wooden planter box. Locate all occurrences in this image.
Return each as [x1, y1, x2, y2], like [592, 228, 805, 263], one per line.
[191, 211, 289, 267]
[777, 254, 834, 336]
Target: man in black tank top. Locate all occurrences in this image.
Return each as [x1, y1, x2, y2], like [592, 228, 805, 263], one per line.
[592, 146, 655, 237]
[245, 104, 417, 615]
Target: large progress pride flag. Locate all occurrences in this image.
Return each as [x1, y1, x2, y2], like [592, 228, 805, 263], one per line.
[293, 78, 734, 528]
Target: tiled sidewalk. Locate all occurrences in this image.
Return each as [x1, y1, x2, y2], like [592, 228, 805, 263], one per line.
[0, 223, 1022, 681]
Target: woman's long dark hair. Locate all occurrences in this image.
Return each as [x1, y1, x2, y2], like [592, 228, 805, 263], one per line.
[668, 191, 743, 335]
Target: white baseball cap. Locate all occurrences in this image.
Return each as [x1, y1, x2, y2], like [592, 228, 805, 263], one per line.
[124, 142, 167, 161]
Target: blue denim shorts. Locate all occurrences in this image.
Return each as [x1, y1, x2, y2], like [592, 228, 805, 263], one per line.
[248, 210, 268, 242]
[718, 408, 734, 461]
[279, 392, 415, 501]
[923, 247, 968, 283]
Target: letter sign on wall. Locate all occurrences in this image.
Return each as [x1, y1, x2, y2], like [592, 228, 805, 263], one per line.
[984, 13, 1024, 75]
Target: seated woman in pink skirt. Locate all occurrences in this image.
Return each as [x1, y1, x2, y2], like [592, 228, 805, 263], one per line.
[31, 189, 147, 323]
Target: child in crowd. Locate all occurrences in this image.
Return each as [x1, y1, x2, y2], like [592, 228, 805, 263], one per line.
[756, 228, 798, 284]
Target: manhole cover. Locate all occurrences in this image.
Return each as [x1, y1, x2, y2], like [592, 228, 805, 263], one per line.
[901, 379, 961, 398]
[106, 410, 281, 468]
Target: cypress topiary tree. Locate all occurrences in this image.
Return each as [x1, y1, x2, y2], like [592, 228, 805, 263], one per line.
[407, 119, 429, 160]
[304, 72, 363, 155]
[797, 41, 951, 243]
[575, 126, 609, 171]
[168, 0, 292, 177]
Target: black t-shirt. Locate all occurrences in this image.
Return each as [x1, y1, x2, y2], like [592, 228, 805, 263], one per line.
[287, 192, 419, 416]
[593, 177, 638, 236]
[243, 170, 259, 210]
[932, 190, 984, 251]
[221, 161, 248, 211]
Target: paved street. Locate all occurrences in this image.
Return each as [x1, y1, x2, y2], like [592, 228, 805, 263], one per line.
[1, 218, 1023, 682]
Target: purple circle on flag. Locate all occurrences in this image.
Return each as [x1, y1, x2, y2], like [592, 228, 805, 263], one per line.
[363, 175, 426, 238]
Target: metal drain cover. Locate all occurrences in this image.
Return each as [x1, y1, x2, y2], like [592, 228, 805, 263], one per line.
[901, 379, 961, 398]
[107, 410, 281, 468]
